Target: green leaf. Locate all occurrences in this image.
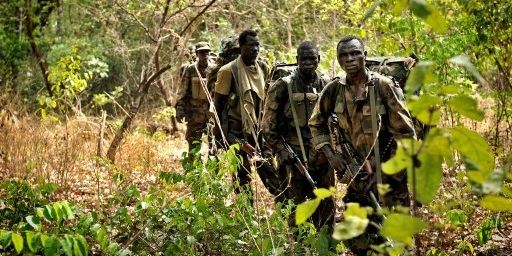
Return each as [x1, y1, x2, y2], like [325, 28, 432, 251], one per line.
[409, 0, 447, 33]
[26, 231, 40, 252]
[295, 199, 320, 225]
[405, 61, 435, 95]
[344, 203, 370, 219]
[52, 202, 64, 223]
[61, 200, 74, 219]
[313, 188, 333, 200]
[449, 55, 487, 86]
[42, 235, 59, 256]
[60, 235, 74, 256]
[393, 0, 408, 15]
[332, 216, 369, 240]
[1, 230, 12, 248]
[450, 127, 494, 183]
[480, 195, 512, 212]
[407, 95, 441, 125]
[381, 214, 426, 245]
[26, 215, 42, 231]
[446, 209, 468, 226]
[43, 205, 54, 221]
[411, 152, 443, 204]
[447, 95, 484, 121]
[73, 235, 88, 256]
[409, 0, 431, 18]
[383, 143, 412, 175]
[12, 232, 24, 254]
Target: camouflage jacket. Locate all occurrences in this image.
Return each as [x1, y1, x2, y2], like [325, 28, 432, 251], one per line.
[309, 70, 416, 162]
[176, 62, 211, 119]
[262, 70, 327, 154]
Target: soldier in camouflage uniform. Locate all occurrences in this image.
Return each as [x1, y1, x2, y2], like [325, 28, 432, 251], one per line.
[176, 41, 213, 151]
[212, 29, 276, 198]
[261, 41, 335, 232]
[309, 35, 416, 255]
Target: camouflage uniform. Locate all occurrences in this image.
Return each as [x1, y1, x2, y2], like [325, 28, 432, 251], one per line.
[309, 70, 416, 254]
[262, 70, 335, 231]
[176, 42, 212, 151]
[213, 57, 273, 195]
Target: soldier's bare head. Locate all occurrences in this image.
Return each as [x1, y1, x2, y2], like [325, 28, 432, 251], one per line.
[239, 29, 260, 65]
[296, 41, 320, 77]
[336, 35, 367, 76]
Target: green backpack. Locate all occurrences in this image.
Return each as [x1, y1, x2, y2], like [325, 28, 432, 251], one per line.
[365, 54, 418, 93]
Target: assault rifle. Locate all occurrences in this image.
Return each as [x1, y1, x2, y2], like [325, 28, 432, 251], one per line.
[280, 135, 317, 188]
[327, 114, 382, 210]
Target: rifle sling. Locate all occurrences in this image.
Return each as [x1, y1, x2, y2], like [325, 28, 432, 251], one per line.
[369, 75, 383, 202]
[285, 76, 309, 167]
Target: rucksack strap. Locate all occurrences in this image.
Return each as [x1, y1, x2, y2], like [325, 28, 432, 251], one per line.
[284, 75, 309, 166]
[368, 74, 383, 202]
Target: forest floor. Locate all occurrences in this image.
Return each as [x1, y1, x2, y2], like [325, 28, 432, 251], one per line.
[0, 114, 511, 255]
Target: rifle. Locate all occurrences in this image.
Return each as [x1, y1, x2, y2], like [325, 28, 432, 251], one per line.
[280, 135, 317, 188]
[327, 114, 382, 210]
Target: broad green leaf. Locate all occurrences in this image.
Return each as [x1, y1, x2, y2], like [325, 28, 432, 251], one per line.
[332, 216, 369, 240]
[480, 195, 512, 212]
[450, 127, 494, 183]
[53, 202, 64, 223]
[1, 230, 12, 248]
[344, 203, 370, 219]
[407, 95, 442, 125]
[447, 95, 484, 121]
[449, 55, 487, 86]
[409, 0, 430, 18]
[26, 215, 42, 231]
[60, 235, 74, 256]
[313, 188, 333, 200]
[446, 209, 468, 226]
[383, 145, 411, 175]
[26, 231, 40, 252]
[393, 0, 408, 15]
[295, 199, 320, 225]
[42, 235, 59, 256]
[12, 232, 23, 254]
[410, 153, 443, 204]
[73, 235, 88, 256]
[405, 61, 434, 95]
[381, 214, 426, 245]
[95, 227, 108, 250]
[61, 200, 74, 219]
[43, 205, 54, 221]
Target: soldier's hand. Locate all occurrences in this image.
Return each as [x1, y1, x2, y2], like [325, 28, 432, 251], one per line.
[321, 145, 347, 172]
[240, 141, 256, 156]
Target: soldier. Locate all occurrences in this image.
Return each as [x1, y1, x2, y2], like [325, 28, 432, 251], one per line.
[309, 35, 416, 255]
[212, 29, 276, 198]
[176, 41, 213, 151]
[261, 41, 335, 233]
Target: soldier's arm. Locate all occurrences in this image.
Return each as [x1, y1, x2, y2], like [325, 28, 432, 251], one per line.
[309, 81, 338, 150]
[378, 77, 416, 139]
[261, 79, 287, 151]
[175, 66, 191, 120]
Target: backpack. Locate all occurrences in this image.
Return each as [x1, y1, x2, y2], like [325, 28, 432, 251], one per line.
[365, 54, 418, 93]
[365, 54, 428, 139]
[268, 63, 298, 89]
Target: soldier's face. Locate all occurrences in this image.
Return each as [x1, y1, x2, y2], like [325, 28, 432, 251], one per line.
[240, 35, 260, 64]
[337, 39, 366, 75]
[297, 48, 320, 76]
[196, 50, 210, 66]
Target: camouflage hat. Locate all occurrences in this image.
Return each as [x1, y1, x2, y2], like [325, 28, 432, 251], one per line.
[195, 41, 211, 52]
[221, 36, 239, 53]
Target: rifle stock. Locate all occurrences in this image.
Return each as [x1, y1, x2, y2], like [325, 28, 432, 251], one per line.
[280, 136, 317, 188]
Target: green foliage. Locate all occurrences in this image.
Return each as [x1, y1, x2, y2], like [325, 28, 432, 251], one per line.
[295, 187, 334, 225]
[445, 209, 468, 226]
[381, 214, 426, 245]
[475, 216, 502, 245]
[332, 203, 371, 241]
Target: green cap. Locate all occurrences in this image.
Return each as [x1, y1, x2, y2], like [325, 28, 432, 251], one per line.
[195, 42, 211, 52]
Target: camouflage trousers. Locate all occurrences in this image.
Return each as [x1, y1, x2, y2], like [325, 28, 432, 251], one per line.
[343, 171, 409, 255]
[185, 108, 209, 151]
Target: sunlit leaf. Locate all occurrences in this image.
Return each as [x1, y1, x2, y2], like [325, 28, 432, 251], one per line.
[411, 152, 443, 204]
[449, 55, 487, 86]
[381, 214, 426, 245]
[61, 201, 74, 220]
[332, 216, 369, 240]
[313, 188, 333, 200]
[42, 235, 59, 256]
[450, 127, 494, 183]
[344, 203, 370, 219]
[295, 199, 320, 225]
[73, 235, 88, 256]
[480, 195, 512, 212]
[12, 232, 23, 254]
[393, 0, 409, 15]
[405, 61, 435, 95]
[60, 235, 74, 256]
[447, 95, 484, 121]
[1, 230, 12, 248]
[407, 95, 441, 125]
[446, 209, 468, 226]
[26, 231, 40, 252]
[409, 0, 447, 33]
[383, 145, 411, 175]
[26, 215, 42, 231]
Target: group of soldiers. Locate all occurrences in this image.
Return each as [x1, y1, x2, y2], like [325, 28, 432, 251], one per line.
[175, 29, 417, 255]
